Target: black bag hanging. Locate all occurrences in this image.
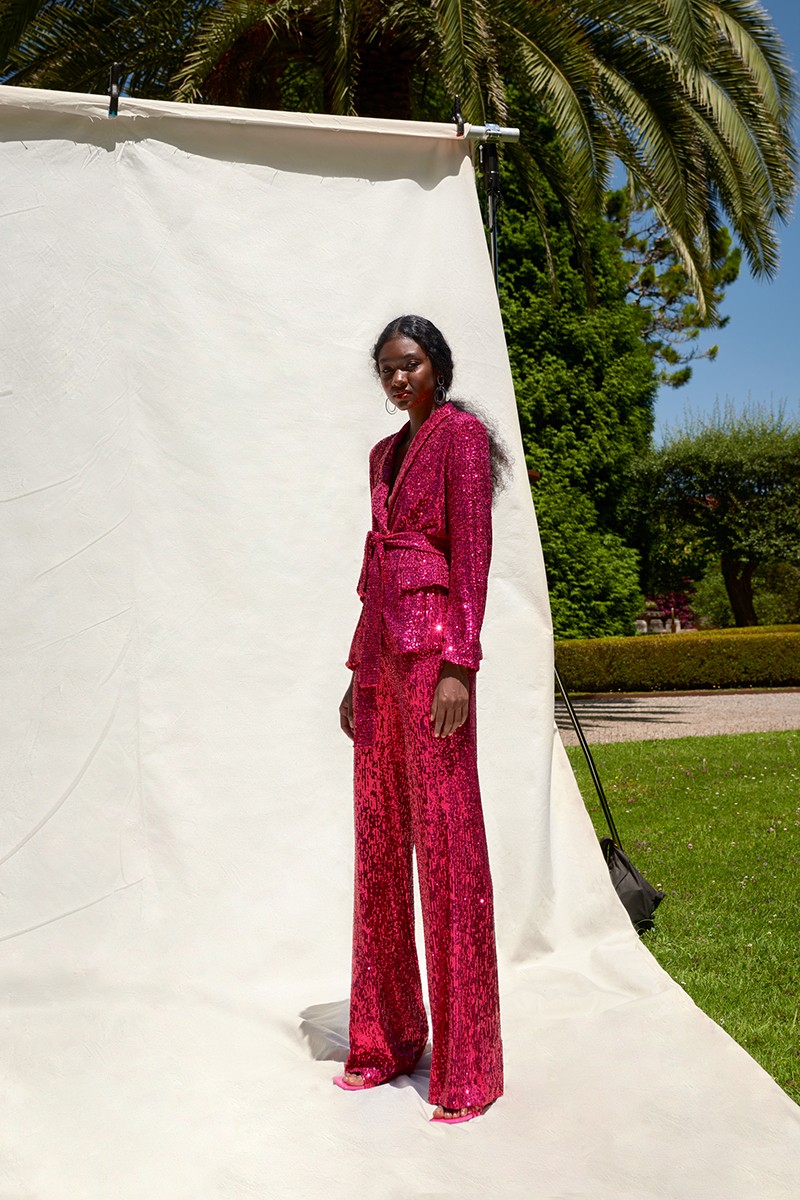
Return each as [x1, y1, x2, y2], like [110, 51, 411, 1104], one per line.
[555, 668, 666, 934]
[599, 837, 665, 933]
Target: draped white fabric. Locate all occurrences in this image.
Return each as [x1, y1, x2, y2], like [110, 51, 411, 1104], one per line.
[1, 85, 798, 1198]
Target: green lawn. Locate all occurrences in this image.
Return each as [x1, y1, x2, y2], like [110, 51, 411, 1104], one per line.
[567, 731, 800, 1104]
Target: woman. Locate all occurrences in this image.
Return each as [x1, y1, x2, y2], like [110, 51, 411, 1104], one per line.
[334, 315, 507, 1124]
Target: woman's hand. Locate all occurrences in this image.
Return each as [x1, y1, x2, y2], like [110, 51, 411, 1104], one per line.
[339, 675, 355, 740]
[430, 662, 471, 738]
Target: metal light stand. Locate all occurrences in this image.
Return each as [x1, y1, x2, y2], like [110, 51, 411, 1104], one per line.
[455, 99, 622, 851]
[470, 129, 516, 289]
[451, 100, 520, 292]
[554, 670, 623, 850]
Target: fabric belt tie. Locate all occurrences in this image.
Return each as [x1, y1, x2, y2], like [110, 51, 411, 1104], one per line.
[355, 529, 448, 745]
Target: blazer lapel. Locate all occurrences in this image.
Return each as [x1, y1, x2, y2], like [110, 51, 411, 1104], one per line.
[374, 424, 409, 528]
[387, 403, 452, 520]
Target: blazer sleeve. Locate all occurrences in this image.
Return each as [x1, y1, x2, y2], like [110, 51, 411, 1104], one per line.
[346, 598, 367, 671]
[441, 416, 493, 670]
[345, 444, 380, 671]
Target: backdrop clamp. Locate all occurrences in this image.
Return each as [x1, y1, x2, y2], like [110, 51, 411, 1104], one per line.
[466, 123, 520, 143]
[108, 62, 122, 118]
[452, 96, 465, 138]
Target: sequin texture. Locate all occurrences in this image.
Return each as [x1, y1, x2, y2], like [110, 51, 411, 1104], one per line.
[344, 403, 504, 1109]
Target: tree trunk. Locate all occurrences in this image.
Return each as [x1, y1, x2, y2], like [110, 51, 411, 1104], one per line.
[720, 555, 758, 626]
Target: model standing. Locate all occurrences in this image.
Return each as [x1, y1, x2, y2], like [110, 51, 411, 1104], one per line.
[335, 315, 506, 1124]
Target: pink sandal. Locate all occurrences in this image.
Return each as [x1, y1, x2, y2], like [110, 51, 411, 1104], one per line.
[333, 1065, 410, 1091]
[430, 1107, 483, 1124]
[332, 1074, 369, 1091]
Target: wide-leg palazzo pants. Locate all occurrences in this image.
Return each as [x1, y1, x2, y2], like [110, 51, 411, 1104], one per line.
[347, 649, 504, 1110]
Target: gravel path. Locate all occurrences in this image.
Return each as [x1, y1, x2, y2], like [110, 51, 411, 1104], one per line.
[556, 690, 800, 746]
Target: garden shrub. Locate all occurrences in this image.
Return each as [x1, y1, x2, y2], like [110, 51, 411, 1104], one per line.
[555, 627, 800, 693]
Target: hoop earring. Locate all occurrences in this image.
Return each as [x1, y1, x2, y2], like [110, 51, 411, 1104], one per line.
[385, 396, 397, 414]
[433, 375, 448, 407]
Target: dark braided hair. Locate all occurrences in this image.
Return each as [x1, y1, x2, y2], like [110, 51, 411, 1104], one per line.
[371, 315, 512, 499]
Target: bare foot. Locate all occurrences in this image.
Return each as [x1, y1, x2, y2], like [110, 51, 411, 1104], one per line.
[342, 1070, 365, 1086]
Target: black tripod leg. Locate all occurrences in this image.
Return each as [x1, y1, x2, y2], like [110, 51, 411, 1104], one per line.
[554, 665, 623, 852]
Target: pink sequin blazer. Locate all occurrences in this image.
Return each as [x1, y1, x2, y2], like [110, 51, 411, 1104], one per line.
[347, 402, 493, 684]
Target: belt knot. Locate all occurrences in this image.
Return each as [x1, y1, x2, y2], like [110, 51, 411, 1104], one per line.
[354, 528, 447, 745]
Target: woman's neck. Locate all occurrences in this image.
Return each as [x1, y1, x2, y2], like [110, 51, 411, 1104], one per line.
[408, 399, 437, 438]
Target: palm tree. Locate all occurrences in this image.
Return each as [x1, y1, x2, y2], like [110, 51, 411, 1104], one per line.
[1, 1, 796, 317]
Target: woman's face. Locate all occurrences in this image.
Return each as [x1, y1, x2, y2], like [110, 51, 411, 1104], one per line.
[377, 335, 437, 417]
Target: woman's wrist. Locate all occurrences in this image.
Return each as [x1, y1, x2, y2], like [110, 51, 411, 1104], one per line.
[439, 660, 472, 686]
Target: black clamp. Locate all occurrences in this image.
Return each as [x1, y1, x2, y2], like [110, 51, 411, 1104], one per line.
[452, 95, 464, 138]
[479, 141, 501, 200]
[108, 62, 122, 118]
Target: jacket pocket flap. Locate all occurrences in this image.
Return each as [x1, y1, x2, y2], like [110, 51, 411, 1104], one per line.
[395, 551, 449, 591]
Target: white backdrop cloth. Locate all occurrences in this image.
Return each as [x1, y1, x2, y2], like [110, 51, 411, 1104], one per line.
[1, 85, 799, 1199]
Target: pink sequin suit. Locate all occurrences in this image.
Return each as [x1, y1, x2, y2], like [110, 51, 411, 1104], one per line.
[344, 401, 504, 1111]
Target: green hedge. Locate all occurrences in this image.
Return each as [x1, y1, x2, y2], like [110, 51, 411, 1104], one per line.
[555, 626, 800, 693]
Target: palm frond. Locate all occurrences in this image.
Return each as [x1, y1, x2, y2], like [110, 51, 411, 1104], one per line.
[711, 0, 797, 121]
[689, 106, 777, 275]
[592, 6, 796, 292]
[0, 0, 795, 323]
[2, 1, 216, 96]
[596, 69, 714, 317]
[504, 16, 604, 215]
[659, 0, 712, 65]
[0, 0, 49, 70]
[172, 0, 297, 103]
[433, 0, 495, 124]
[315, 0, 363, 116]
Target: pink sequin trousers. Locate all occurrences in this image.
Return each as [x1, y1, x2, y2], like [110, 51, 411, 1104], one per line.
[346, 650, 504, 1109]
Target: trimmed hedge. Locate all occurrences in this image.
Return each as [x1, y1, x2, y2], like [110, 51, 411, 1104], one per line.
[555, 626, 800, 693]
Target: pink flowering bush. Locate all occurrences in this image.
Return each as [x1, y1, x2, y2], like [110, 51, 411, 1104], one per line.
[639, 588, 698, 629]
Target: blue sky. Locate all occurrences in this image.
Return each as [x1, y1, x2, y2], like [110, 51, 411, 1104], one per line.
[652, 0, 800, 438]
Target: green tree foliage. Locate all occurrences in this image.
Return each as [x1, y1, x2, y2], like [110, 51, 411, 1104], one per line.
[531, 480, 643, 640]
[4, 3, 796, 639]
[0, 1, 211, 99]
[693, 560, 800, 628]
[2, 1, 797, 319]
[498, 138, 654, 639]
[606, 188, 742, 388]
[640, 407, 800, 626]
